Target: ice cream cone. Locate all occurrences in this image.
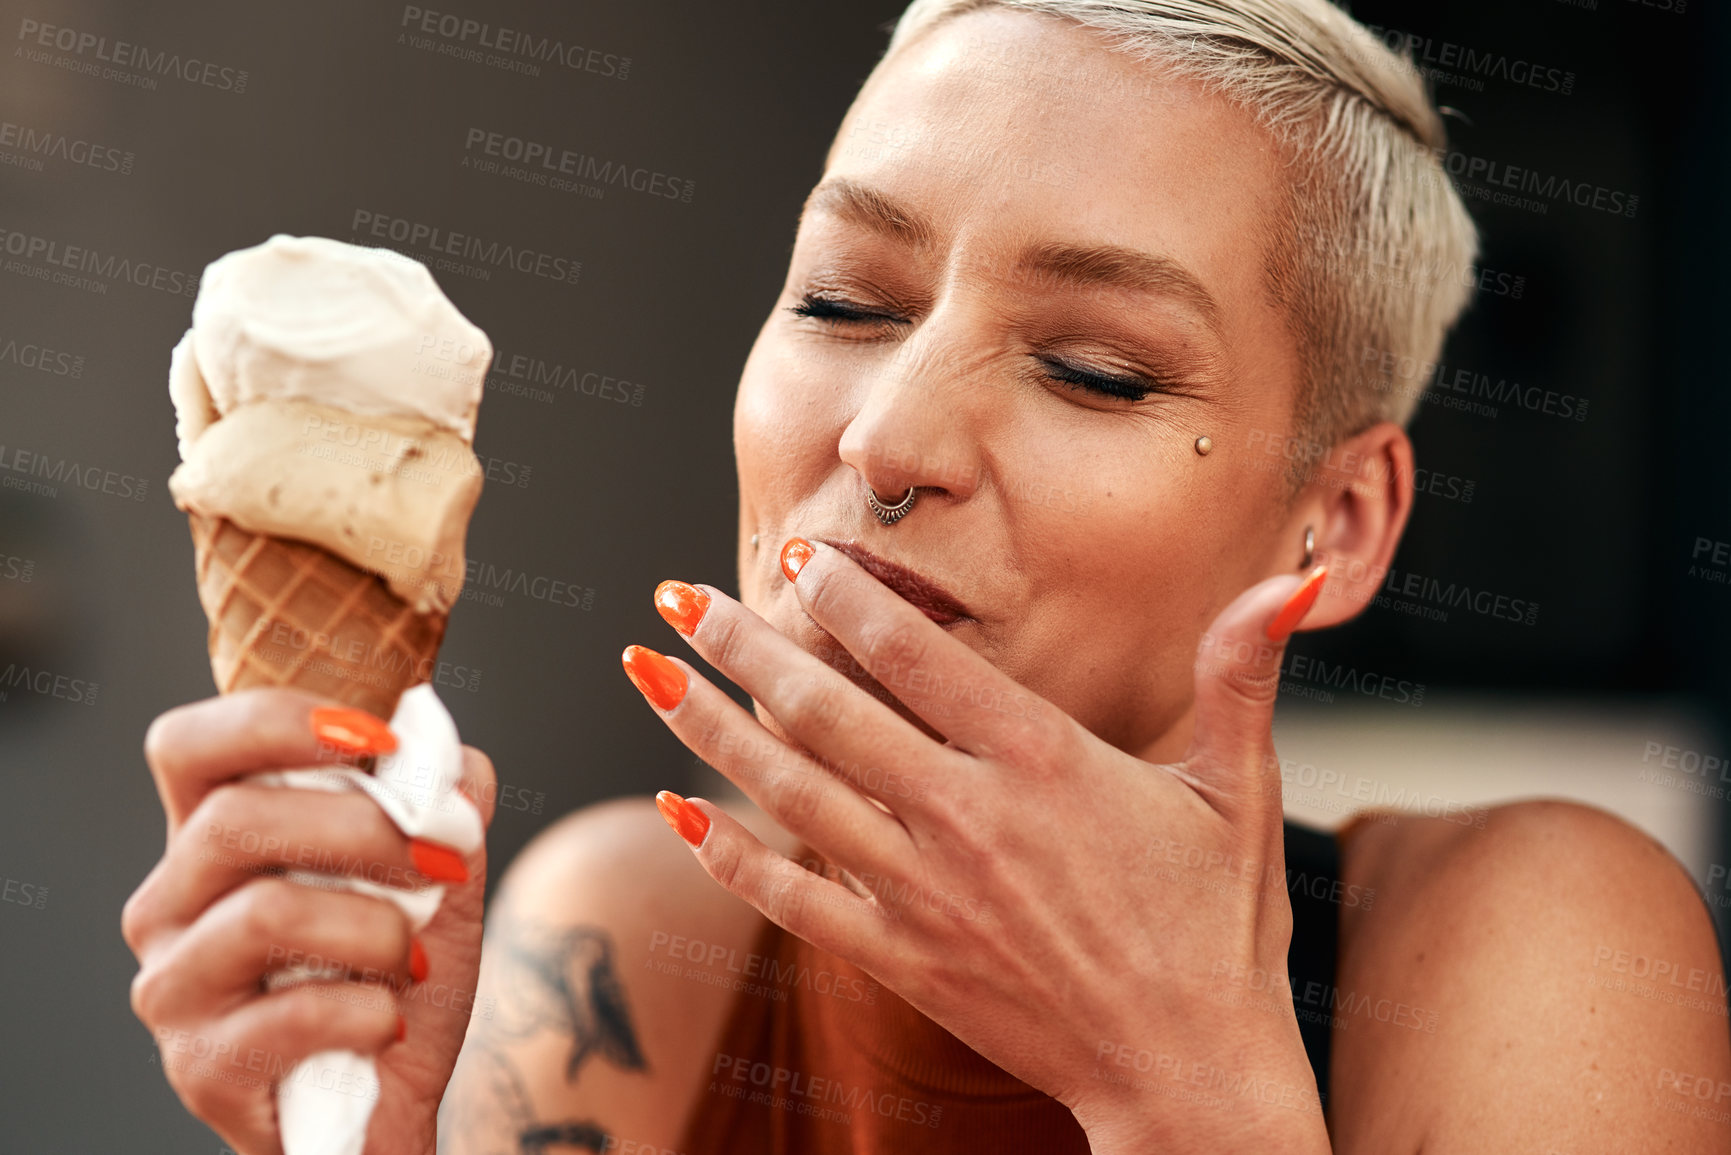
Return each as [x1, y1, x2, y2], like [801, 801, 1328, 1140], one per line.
[169, 236, 490, 720]
[187, 510, 446, 719]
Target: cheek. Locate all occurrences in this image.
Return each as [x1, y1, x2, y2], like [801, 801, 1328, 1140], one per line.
[1001, 429, 1257, 675]
[1005, 425, 1197, 573]
[735, 337, 846, 499]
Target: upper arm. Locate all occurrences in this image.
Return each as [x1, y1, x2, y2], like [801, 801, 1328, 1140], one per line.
[1329, 800, 1731, 1155]
[438, 795, 784, 1154]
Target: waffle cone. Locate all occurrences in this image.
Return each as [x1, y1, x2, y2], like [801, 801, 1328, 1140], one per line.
[187, 511, 447, 719]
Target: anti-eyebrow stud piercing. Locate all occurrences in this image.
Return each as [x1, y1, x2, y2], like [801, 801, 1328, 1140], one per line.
[1194, 436, 1213, 456]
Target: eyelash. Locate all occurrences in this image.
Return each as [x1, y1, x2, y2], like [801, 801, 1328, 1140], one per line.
[786, 292, 1157, 402]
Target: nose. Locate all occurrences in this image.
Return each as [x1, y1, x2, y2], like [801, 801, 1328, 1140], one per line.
[836, 335, 987, 504]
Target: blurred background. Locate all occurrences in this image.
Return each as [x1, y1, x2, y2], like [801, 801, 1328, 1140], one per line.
[0, 0, 1725, 1148]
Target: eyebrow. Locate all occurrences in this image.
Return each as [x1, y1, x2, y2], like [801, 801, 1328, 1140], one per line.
[800, 177, 1224, 339]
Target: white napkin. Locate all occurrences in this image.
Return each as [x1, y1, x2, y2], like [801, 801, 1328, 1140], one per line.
[252, 684, 484, 1155]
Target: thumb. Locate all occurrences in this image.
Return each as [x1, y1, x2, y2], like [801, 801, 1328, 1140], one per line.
[398, 747, 495, 1095]
[1185, 565, 1328, 787]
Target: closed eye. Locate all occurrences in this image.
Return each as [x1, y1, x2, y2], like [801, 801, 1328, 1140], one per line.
[1034, 357, 1153, 401]
[786, 293, 898, 325]
[784, 291, 1159, 402]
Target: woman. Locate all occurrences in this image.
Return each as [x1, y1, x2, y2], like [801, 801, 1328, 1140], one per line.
[124, 1, 1731, 1152]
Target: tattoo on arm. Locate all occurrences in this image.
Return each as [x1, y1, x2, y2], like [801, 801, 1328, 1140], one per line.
[518, 1122, 611, 1153]
[439, 913, 648, 1154]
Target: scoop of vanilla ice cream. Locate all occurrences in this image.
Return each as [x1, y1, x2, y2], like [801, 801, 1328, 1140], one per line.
[189, 234, 488, 443]
[167, 235, 491, 614]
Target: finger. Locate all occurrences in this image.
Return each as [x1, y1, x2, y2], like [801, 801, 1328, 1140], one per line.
[124, 784, 426, 952]
[623, 647, 911, 874]
[663, 795, 894, 976]
[1186, 565, 1328, 806]
[154, 1026, 285, 1155]
[776, 538, 1061, 766]
[154, 982, 402, 1154]
[133, 880, 414, 1023]
[659, 577, 958, 812]
[229, 978, 403, 1064]
[144, 688, 399, 836]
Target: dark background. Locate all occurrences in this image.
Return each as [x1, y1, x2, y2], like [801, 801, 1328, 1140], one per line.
[0, 0, 1724, 1149]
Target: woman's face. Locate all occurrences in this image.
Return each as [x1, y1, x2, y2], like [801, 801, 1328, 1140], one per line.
[734, 8, 1311, 763]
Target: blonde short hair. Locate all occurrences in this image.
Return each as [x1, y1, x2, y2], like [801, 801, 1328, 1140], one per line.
[879, 0, 1480, 454]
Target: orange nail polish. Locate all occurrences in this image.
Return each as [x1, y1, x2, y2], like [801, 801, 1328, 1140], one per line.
[408, 937, 429, 983]
[656, 789, 711, 848]
[310, 706, 399, 756]
[1266, 565, 1329, 643]
[622, 645, 688, 711]
[780, 537, 814, 582]
[395, 1014, 407, 1043]
[410, 839, 469, 884]
[655, 580, 711, 637]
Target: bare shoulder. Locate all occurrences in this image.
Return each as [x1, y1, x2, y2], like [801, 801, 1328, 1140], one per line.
[439, 793, 792, 1153]
[1326, 799, 1731, 1153]
[502, 791, 798, 916]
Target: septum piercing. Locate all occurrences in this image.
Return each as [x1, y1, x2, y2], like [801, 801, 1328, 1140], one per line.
[867, 485, 918, 526]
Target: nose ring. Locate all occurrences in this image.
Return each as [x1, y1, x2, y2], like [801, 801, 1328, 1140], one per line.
[866, 486, 918, 525]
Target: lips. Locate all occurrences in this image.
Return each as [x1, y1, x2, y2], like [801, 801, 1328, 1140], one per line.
[815, 537, 973, 626]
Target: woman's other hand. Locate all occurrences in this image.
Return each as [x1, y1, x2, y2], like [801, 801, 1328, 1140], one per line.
[123, 687, 497, 1155]
[624, 541, 1331, 1155]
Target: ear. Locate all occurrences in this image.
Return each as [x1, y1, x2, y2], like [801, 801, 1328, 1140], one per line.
[1284, 420, 1414, 632]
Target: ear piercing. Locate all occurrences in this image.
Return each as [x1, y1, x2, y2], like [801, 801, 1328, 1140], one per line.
[750, 533, 759, 549]
[1301, 526, 1315, 570]
[1194, 436, 1213, 456]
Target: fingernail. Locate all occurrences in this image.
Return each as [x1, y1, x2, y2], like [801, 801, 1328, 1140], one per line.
[396, 1014, 407, 1043]
[310, 707, 398, 756]
[1266, 565, 1329, 643]
[622, 645, 687, 711]
[410, 839, 469, 883]
[408, 937, 429, 983]
[655, 580, 711, 637]
[656, 789, 710, 848]
[780, 536, 814, 582]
